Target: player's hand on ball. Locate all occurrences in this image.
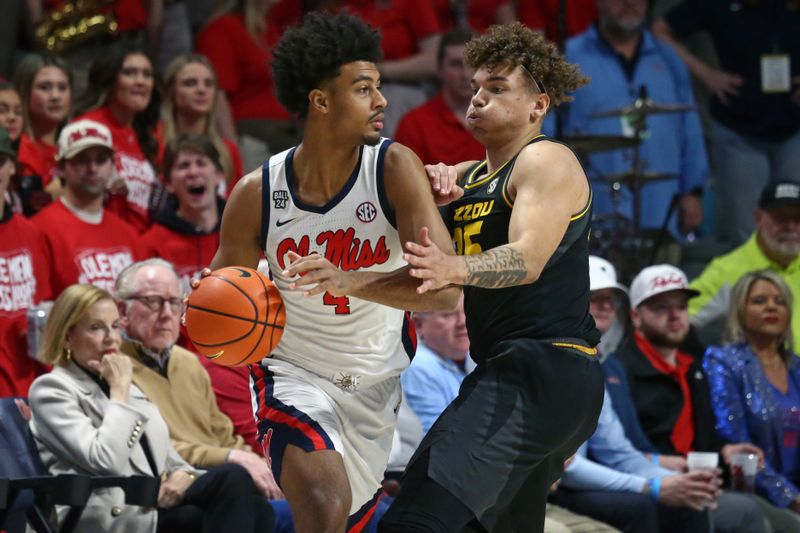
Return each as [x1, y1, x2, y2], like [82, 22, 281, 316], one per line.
[182, 268, 212, 326]
[425, 163, 463, 206]
[283, 251, 354, 297]
[404, 227, 465, 294]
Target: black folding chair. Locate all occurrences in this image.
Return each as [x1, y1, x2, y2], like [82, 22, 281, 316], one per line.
[0, 397, 159, 533]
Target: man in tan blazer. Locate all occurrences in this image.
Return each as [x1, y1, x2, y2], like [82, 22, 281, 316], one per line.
[115, 258, 282, 499]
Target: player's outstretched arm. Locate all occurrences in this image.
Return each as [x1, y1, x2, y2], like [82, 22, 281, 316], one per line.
[210, 169, 264, 270]
[284, 144, 461, 312]
[405, 141, 589, 293]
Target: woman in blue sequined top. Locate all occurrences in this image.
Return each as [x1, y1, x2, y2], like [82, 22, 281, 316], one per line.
[704, 270, 800, 516]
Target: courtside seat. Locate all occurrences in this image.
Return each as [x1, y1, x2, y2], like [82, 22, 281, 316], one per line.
[0, 398, 159, 533]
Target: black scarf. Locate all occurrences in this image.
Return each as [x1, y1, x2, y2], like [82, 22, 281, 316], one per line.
[77, 364, 160, 478]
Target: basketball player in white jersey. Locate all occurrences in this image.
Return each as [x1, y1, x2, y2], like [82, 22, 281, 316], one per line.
[209, 12, 460, 533]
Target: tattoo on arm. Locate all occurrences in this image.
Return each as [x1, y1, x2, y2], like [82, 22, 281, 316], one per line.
[464, 246, 527, 288]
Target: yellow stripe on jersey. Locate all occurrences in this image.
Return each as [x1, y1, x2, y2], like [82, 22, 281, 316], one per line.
[464, 160, 506, 189]
[570, 189, 593, 221]
[501, 174, 514, 208]
[552, 342, 598, 356]
[464, 134, 546, 190]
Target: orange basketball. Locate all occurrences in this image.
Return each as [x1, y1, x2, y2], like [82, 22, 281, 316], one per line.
[185, 267, 285, 366]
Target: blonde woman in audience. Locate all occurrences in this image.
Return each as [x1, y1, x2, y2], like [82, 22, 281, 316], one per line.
[160, 54, 243, 194]
[13, 53, 72, 212]
[29, 284, 275, 533]
[704, 270, 800, 531]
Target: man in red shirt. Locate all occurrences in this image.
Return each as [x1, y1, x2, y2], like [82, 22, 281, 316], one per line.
[394, 29, 484, 166]
[140, 133, 223, 289]
[0, 128, 51, 396]
[33, 119, 140, 297]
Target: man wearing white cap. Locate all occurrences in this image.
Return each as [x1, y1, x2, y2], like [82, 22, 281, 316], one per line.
[32, 119, 140, 297]
[614, 265, 778, 530]
[616, 264, 759, 458]
[588, 255, 629, 356]
[588, 256, 659, 454]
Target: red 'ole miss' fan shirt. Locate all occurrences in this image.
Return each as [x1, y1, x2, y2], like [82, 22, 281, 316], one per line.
[0, 208, 52, 396]
[33, 199, 142, 296]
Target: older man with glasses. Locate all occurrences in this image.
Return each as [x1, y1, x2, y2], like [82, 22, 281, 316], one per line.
[115, 258, 283, 502]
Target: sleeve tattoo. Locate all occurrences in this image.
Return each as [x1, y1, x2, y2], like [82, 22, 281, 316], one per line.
[464, 246, 527, 288]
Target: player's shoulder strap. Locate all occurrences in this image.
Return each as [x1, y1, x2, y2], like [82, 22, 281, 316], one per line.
[375, 138, 396, 229]
[259, 157, 271, 248]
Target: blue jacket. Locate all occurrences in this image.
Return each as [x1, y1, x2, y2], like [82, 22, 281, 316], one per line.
[704, 343, 800, 508]
[562, 389, 675, 492]
[400, 343, 474, 433]
[546, 25, 709, 235]
[602, 355, 657, 453]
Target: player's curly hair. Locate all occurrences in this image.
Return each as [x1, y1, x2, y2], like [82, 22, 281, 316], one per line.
[272, 12, 382, 117]
[464, 22, 589, 106]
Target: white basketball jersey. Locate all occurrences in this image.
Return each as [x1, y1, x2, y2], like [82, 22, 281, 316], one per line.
[262, 139, 413, 387]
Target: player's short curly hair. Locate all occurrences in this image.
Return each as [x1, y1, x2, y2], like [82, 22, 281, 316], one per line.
[464, 22, 589, 106]
[272, 12, 382, 117]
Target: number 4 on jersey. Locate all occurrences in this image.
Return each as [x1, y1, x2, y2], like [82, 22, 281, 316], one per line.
[323, 292, 351, 314]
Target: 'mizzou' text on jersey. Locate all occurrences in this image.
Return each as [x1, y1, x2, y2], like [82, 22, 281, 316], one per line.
[453, 200, 495, 222]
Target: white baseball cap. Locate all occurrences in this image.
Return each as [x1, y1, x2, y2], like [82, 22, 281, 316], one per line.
[57, 119, 114, 161]
[588, 256, 628, 295]
[629, 264, 700, 309]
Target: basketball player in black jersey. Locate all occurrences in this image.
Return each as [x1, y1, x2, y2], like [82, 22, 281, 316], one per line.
[379, 23, 605, 533]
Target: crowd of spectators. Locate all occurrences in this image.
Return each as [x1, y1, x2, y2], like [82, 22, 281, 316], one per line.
[0, 0, 799, 532]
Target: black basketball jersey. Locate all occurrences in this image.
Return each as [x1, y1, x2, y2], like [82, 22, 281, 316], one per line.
[446, 135, 600, 361]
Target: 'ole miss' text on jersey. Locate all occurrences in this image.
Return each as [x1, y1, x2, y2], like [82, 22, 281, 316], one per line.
[447, 135, 599, 360]
[261, 139, 415, 385]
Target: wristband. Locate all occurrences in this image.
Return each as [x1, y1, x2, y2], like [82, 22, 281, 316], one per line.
[651, 453, 660, 465]
[647, 478, 661, 502]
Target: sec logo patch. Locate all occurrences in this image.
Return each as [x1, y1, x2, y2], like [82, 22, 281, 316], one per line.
[356, 201, 377, 223]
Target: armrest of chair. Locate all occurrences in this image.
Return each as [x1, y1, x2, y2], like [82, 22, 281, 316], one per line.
[90, 475, 160, 507]
[6, 474, 92, 507]
[0, 478, 8, 509]
[0, 474, 92, 533]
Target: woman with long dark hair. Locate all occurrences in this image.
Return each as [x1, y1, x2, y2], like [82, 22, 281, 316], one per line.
[13, 53, 72, 213]
[74, 42, 162, 232]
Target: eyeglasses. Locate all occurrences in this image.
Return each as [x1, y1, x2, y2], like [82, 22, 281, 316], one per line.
[589, 294, 619, 308]
[126, 295, 183, 314]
